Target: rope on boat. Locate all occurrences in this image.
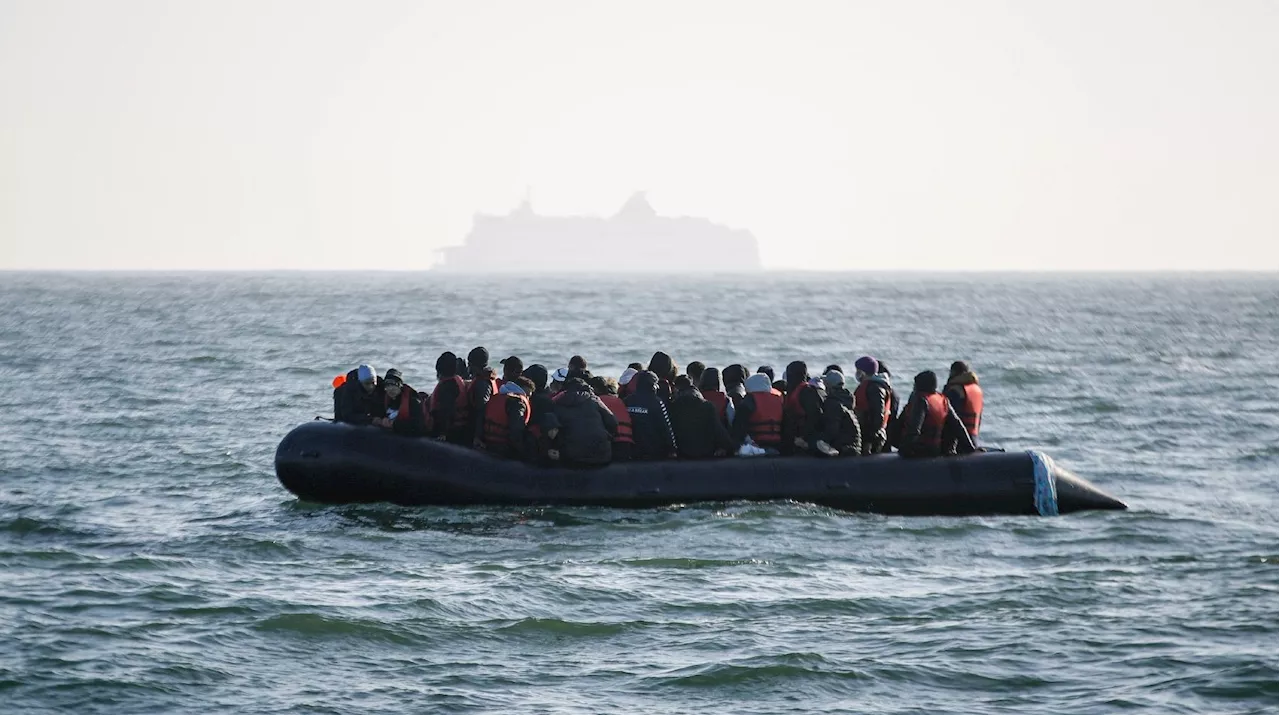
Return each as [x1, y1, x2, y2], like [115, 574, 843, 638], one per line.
[1029, 451, 1059, 517]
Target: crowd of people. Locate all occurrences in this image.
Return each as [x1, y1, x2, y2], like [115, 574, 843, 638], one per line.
[332, 348, 985, 467]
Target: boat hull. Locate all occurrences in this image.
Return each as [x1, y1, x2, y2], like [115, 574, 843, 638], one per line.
[274, 421, 1127, 516]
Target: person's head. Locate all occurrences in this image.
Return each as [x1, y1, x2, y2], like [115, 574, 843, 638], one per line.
[435, 353, 457, 379]
[824, 364, 843, 376]
[674, 375, 696, 393]
[512, 376, 536, 395]
[569, 355, 588, 371]
[500, 356, 524, 382]
[854, 356, 879, 381]
[455, 356, 470, 380]
[633, 370, 659, 393]
[686, 361, 706, 384]
[549, 367, 570, 395]
[745, 373, 772, 393]
[522, 364, 549, 392]
[563, 376, 589, 394]
[698, 367, 723, 393]
[618, 367, 638, 388]
[566, 367, 588, 382]
[648, 351, 676, 380]
[772, 379, 788, 394]
[587, 375, 617, 397]
[627, 362, 644, 371]
[756, 365, 775, 382]
[914, 370, 939, 393]
[722, 364, 747, 388]
[950, 361, 970, 379]
[383, 368, 404, 398]
[784, 360, 808, 389]
[467, 346, 489, 372]
[356, 364, 378, 393]
[822, 370, 845, 391]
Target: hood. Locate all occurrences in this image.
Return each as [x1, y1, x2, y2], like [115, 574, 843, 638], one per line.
[784, 361, 809, 390]
[499, 381, 526, 396]
[745, 374, 773, 393]
[435, 352, 458, 378]
[633, 370, 659, 394]
[522, 364, 549, 392]
[866, 373, 891, 387]
[947, 370, 979, 387]
[647, 351, 675, 380]
[722, 364, 747, 387]
[698, 367, 723, 393]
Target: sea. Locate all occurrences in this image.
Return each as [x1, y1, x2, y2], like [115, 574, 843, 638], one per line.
[0, 272, 1276, 714]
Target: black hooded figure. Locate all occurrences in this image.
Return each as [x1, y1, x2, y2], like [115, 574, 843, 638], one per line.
[781, 360, 825, 454]
[646, 351, 677, 404]
[465, 346, 496, 447]
[522, 363, 562, 465]
[624, 370, 678, 460]
[722, 364, 749, 409]
[899, 370, 975, 458]
[669, 376, 734, 459]
[550, 377, 617, 466]
[429, 351, 470, 444]
[697, 367, 732, 427]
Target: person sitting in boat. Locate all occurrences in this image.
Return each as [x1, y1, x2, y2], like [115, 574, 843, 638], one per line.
[819, 370, 861, 456]
[625, 370, 678, 460]
[521, 364, 563, 465]
[481, 376, 535, 460]
[782, 361, 825, 455]
[498, 355, 523, 388]
[548, 367, 569, 397]
[646, 351, 678, 404]
[550, 377, 617, 466]
[898, 370, 976, 458]
[465, 347, 498, 448]
[429, 352, 472, 445]
[755, 365, 781, 395]
[333, 363, 382, 426]
[372, 368, 427, 436]
[670, 376, 735, 459]
[722, 364, 749, 411]
[589, 376, 633, 462]
[877, 361, 901, 451]
[568, 355, 590, 377]
[697, 367, 733, 427]
[852, 356, 893, 455]
[732, 373, 784, 454]
[617, 366, 640, 399]
[944, 360, 983, 443]
[685, 361, 706, 387]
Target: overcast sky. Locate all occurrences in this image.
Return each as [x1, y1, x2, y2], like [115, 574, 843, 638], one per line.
[1, 0, 1275, 270]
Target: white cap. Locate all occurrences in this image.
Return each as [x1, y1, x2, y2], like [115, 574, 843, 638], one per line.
[618, 367, 638, 385]
[551, 367, 570, 383]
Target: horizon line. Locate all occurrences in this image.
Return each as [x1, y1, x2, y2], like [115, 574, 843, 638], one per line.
[1, 267, 1276, 275]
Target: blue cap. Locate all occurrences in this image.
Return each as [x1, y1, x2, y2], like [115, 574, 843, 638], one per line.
[356, 364, 376, 382]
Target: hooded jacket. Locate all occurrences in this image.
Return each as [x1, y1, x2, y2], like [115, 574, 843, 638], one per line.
[899, 383, 976, 458]
[550, 378, 617, 466]
[731, 374, 780, 446]
[624, 371, 677, 459]
[646, 351, 677, 403]
[669, 383, 734, 459]
[334, 368, 382, 425]
[782, 361, 825, 451]
[944, 369, 982, 439]
[821, 385, 862, 454]
[855, 373, 894, 454]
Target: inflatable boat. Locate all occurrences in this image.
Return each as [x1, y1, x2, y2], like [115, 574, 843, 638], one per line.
[275, 421, 1126, 516]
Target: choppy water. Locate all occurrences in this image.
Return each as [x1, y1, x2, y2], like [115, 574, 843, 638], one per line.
[1, 272, 1276, 714]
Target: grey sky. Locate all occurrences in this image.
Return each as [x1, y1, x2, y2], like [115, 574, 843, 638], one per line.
[1, 0, 1275, 270]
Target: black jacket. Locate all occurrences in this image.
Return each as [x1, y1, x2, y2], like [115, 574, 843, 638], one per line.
[428, 376, 468, 443]
[625, 371, 677, 459]
[334, 369, 381, 425]
[669, 388, 734, 459]
[821, 387, 862, 454]
[491, 391, 534, 461]
[783, 380, 826, 451]
[467, 367, 497, 444]
[899, 391, 976, 458]
[855, 377, 893, 454]
[551, 380, 617, 466]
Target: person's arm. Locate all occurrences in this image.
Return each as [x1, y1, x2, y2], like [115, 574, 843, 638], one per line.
[731, 396, 753, 444]
[709, 404, 733, 455]
[595, 398, 618, 436]
[802, 388, 824, 444]
[944, 385, 964, 414]
[506, 397, 528, 456]
[392, 393, 425, 435]
[657, 400, 677, 454]
[335, 386, 373, 425]
[471, 380, 494, 445]
[944, 401, 976, 455]
[821, 399, 841, 445]
[900, 394, 926, 451]
[725, 401, 735, 428]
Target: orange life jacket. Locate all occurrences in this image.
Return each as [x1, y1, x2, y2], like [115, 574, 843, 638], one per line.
[783, 382, 815, 438]
[701, 390, 729, 424]
[917, 393, 949, 449]
[429, 375, 470, 429]
[599, 394, 634, 444]
[482, 392, 530, 448]
[382, 385, 419, 426]
[854, 380, 892, 430]
[955, 383, 983, 438]
[747, 391, 784, 447]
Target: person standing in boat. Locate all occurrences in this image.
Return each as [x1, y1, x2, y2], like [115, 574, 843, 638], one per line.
[852, 356, 893, 455]
[944, 360, 983, 444]
[669, 376, 735, 459]
[818, 370, 861, 456]
[481, 376, 535, 460]
[589, 376, 634, 462]
[333, 363, 383, 426]
[429, 352, 471, 445]
[732, 373, 784, 454]
[550, 377, 617, 466]
[898, 370, 976, 458]
[781, 361, 825, 455]
[625, 370, 678, 460]
[372, 368, 427, 436]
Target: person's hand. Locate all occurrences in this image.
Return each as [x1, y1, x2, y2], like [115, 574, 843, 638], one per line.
[473, 438, 485, 449]
[548, 449, 560, 461]
[435, 435, 446, 442]
[794, 437, 809, 450]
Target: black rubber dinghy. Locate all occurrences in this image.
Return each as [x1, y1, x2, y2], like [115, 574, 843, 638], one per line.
[275, 421, 1127, 517]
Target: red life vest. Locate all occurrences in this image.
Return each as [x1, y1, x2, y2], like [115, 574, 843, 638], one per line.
[429, 375, 470, 429]
[783, 382, 814, 438]
[382, 385, 418, 426]
[746, 391, 784, 447]
[598, 394, 634, 444]
[917, 393, 949, 449]
[956, 383, 983, 438]
[482, 392, 530, 448]
[854, 380, 892, 430]
[701, 390, 729, 424]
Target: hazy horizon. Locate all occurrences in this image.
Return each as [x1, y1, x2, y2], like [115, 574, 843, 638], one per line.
[2, 1, 1276, 271]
